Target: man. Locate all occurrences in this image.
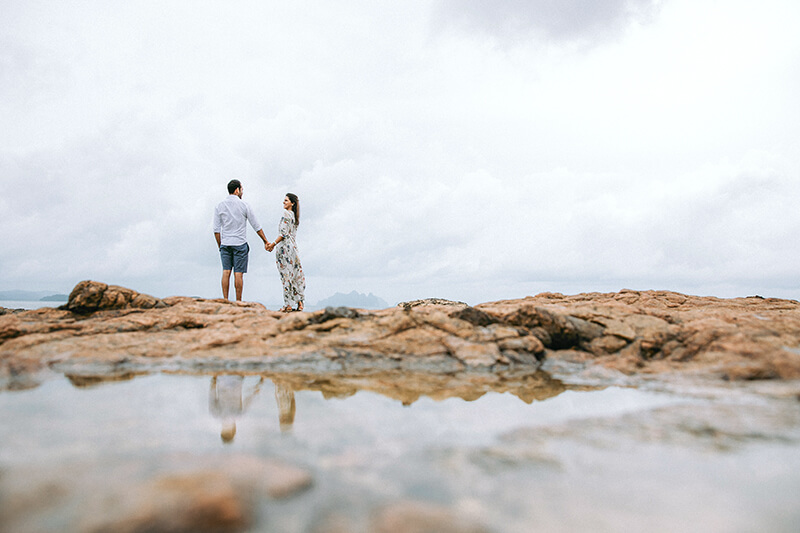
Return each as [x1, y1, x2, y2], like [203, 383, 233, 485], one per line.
[213, 179, 270, 301]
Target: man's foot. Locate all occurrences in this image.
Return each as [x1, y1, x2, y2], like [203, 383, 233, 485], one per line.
[297, 302, 304, 312]
[279, 306, 292, 313]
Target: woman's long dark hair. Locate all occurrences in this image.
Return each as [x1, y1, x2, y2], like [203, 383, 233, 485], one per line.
[286, 193, 299, 226]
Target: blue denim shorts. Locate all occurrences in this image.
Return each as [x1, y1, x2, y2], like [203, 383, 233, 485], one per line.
[220, 243, 249, 273]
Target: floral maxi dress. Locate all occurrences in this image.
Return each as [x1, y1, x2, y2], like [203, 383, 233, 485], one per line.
[275, 209, 305, 309]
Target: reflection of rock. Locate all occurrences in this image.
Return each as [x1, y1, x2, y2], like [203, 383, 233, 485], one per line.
[502, 402, 800, 453]
[66, 372, 142, 388]
[500, 402, 800, 460]
[267, 369, 572, 406]
[2, 281, 800, 391]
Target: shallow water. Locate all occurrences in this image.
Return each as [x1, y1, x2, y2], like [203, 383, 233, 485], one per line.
[1, 372, 799, 532]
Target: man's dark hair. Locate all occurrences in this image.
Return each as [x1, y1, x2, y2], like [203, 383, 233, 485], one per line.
[227, 180, 242, 194]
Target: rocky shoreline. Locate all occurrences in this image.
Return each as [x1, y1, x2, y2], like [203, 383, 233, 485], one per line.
[2, 280, 799, 391]
[3, 280, 800, 532]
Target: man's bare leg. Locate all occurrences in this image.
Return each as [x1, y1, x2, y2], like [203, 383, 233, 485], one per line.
[234, 272, 244, 301]
[221, 269, 232, 300]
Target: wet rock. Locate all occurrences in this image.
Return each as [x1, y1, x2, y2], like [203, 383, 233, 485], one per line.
[220, 455, 313, 499]
[0, 453, 313, 533]
[371, 501, 488, 533]
[444, 444, 562, 473]
[79, 471, 251, 533]
[0, 476, 70, 533]
[309, 512, 357, 533]
[262, 369, 570, 406]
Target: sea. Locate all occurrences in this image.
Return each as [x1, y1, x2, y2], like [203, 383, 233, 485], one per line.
[0, 300, 64, 311]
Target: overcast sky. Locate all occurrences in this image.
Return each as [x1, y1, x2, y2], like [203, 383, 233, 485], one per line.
[2, 0, 799, 307]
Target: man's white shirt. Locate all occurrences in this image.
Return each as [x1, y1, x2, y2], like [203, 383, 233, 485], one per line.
[213, 195, 262, 246]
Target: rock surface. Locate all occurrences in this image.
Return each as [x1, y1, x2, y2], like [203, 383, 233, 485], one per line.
[1, 281, 800, 390]
[480, 290, 800, 380]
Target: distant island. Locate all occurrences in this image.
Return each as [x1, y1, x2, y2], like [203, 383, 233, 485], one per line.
[40, 294, 69, 302]
[0, 290, 68, 302]
[316, 291, 389, 309]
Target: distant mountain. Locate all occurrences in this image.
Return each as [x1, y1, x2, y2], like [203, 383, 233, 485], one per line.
[0, 290, 62, 301]
[316, 291, 389, 310]
[40, 294, 69, 302]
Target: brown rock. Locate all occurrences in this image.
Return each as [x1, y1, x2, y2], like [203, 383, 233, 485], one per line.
[589, 334, 629, 354]
[64, 280, 166, 313]
[2, 282, 800, 389]
[66, 280, 108, 310]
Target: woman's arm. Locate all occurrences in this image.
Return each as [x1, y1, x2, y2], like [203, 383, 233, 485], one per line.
[274, 211, 292, 244]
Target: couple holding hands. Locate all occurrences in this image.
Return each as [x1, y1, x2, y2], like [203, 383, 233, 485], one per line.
[213, 179, 305, 312]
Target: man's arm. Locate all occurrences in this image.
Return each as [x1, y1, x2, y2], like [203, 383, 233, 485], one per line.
[212, 205, 222, 248]
[245, 203, 269, 246]
[257, 229, 271, 250]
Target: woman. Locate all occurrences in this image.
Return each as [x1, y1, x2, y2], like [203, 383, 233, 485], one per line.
[268, 193, 306, 312]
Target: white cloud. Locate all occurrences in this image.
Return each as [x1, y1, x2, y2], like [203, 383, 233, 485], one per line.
[1, 0, 799, 306]
[434, 0, 663, 46]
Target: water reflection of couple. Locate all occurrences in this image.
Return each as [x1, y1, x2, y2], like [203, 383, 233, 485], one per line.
[213, 180, 306, 312]
[209, 375, 296, 443]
